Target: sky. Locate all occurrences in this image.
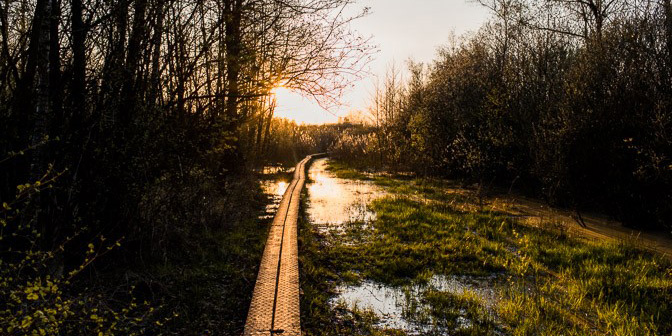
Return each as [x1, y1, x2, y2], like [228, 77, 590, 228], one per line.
[274, 0, 492, 124]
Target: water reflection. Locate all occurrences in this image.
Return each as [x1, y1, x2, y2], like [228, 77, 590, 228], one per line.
[259, 179, 289, 220]
[307, 158, 384, 227]
[335, 280, 418, 332]
[332, 275, 500, 335]
[273, 181, 289, 196]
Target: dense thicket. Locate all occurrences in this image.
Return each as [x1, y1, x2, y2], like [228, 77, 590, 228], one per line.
[332, 0, 672, 230]
[261, 119, 355, 165]
[0, 0, 368, 334]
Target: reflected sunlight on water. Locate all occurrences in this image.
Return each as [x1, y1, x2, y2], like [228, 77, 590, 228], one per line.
[307, 158, 384, 226]
[259, 179, 289, 220]
[275, 181, 288, 196]
[333, 274, 501, 335]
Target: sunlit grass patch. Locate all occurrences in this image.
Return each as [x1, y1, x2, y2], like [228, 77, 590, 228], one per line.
[423, 288, 499, 335]
[300, 159, 672, 335]
[325, 160, 373, 181]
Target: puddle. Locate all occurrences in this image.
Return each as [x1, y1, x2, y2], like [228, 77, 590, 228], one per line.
[331, 275, 501, 335]
[306, 158, 385, 229]
[261, 180, 288, 197]
[333, 280, 423, 332]
[426, 274, 500, 309]
[258, 171, 290, 220]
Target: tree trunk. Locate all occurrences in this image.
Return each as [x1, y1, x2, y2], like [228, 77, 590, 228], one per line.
[30, 0, 53, 179]
[98, 2, 127, 126]
[0, 0, 19, 85]
[148, 1, 165, 105]
[120, 0, 148, 125]
[49, 0, 62, 131]
[224, 0, 243, 126]
[71, 0, 85, 124]
[665, 0, 672, 81]
[261, 99, 275, 158]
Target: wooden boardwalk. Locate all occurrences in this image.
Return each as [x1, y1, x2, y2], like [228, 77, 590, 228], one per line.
[243, 154, 320, 336]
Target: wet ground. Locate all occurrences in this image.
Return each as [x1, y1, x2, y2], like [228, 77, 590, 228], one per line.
[304, 158, 500, 335]
[259, 179, 289, 220]
[306, 158, 384, 231]
[333, 274, 501, 335]
[298, 158, 672, 335]
[257, 163, 297, 221]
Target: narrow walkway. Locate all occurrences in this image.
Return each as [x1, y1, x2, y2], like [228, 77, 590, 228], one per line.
[244, 154, 319, 336]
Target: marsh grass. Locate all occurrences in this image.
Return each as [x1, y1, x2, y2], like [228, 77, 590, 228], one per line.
[149, 217, 268, 335]
[301, 160, 672, 335]
[127, 178, 274, 335]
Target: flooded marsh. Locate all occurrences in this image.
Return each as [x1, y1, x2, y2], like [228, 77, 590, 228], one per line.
[301, 159, 505, 335]
[306, 158, 384, 229]
[332, 274, 504, 335]
[300, 159, 672, 336]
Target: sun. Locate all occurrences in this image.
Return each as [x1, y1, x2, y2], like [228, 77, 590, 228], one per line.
[272, 86, 338, 124]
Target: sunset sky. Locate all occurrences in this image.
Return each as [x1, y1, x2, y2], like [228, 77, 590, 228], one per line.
[274, 0, 491, 124]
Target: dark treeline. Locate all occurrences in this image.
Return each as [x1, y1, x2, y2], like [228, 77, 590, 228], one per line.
[0, 0, 369, 334]
[331, 0, 672, 231]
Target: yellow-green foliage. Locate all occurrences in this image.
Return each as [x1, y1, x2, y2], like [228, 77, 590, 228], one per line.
[1, 161, 161, 335]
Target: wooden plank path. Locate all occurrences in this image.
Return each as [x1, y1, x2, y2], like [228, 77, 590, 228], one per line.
[244, 154, 322, 336]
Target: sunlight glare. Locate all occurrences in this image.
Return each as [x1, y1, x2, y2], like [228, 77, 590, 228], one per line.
[275, 181, 288, 196]
[272, 86, 337, 124]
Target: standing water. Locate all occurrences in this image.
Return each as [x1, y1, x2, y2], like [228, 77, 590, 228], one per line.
[306, 158, 384, 229]
[258, 165, 293, 220]
[305, 158, 502, 335]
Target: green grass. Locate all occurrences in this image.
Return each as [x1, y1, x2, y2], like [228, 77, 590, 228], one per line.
[153, 220, 268, 335]
[300, 159, 672, 336]
[325, 160, 375, 180]
[138, 179, 271, 335]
